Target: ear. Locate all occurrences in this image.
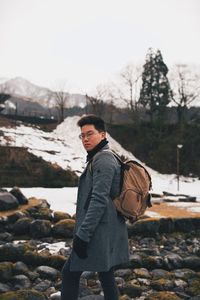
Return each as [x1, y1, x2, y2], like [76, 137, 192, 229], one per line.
[102, 131, 106, 139]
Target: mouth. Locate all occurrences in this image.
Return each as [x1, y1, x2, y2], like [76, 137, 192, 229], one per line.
[84, 143, 90, 147]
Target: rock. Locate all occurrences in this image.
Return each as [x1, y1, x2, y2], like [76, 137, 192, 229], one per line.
[52, 219, 75, 238]
[164, 253, 183, 270]
[0, 191, 19, 211]
[143, 256, 164, 270]
[35, 266, 60, 280]
[30, 219, 52, 238]
[133, 268, 151, 278]
[187, 278, 200, 296]
[119, 283, 144, 298]
[0, 282, 11, 293]
[50, 291, 61, 299]
[13, 217, 33, 235]
[33, 279, 52, 292]
[151, 278, 174, 291]
[159, 218, 175, 233]
[80, 296, 104, 300]
[129, 254, 142, 268]
[14, 261, 29, 275]
[145, 291, 182, 299]
[26, 205, 52, 220]
[119, 295, 132, 300]
[174, 218, 195, 232]
[0, 232, 13, 242]
[129, 218, 160, 236]
[184, 256, 200, 271]
[151, 269, 170, 279]
[12, 274, 31, 289]
[0, 262, 13, 282]
[174, 279, 188, 289]
[9, 187, 28, 205]
[53, 211, 71, 222]
[0, 242, 34, 262]
[7, 211, 28, 223]
[114, 269, 133, 280]
[172, 269, 196, 280]
[0, 289, 48, 300]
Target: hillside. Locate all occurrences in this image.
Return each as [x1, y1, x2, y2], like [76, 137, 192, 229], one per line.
[0, 146, 78, 187]
[0, 115, 200, 197]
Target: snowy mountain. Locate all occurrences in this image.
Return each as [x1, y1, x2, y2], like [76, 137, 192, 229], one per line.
[0, 77, 86, 108]
[0, 115, 200, 198]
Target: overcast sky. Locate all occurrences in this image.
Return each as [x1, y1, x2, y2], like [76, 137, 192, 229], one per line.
[0, 0, 200, 93]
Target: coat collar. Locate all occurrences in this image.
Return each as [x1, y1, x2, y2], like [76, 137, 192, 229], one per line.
[81, 144, 110, 177]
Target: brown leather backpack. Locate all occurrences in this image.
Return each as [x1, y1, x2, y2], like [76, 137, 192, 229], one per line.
[89, 150, 152, 222]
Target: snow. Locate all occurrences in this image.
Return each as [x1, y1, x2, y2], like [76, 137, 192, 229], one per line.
[1, 115, 200, 215]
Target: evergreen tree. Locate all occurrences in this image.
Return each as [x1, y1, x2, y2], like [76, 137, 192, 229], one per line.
[139, 48, 172, 122]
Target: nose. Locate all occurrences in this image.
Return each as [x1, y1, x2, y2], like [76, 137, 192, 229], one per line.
[82, 135, 89, 141]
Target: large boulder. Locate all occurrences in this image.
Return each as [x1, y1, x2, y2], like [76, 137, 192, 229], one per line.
[9, 187, 28, 205]
[0, 191, 19, 211]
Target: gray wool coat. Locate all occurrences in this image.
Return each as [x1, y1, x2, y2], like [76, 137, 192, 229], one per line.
[70, 144, 129, 272]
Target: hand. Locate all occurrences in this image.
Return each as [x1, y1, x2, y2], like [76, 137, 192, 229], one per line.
[73, 235, 88, 259]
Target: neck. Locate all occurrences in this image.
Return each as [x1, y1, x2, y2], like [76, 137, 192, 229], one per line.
[86, 138, 108, 162]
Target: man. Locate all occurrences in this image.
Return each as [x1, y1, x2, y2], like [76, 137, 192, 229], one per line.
[61, 114, 129, 300]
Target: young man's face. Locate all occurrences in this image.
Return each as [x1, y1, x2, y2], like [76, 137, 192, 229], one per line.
[80, 124, 106, 151]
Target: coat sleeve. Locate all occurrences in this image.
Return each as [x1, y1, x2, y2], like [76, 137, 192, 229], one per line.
[76, 152, 117, 242]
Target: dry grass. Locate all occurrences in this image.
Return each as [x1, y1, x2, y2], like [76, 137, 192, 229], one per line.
[148, 201, 200, 218]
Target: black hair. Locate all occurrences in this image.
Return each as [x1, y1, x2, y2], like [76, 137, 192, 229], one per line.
[77, 114, 106, 132]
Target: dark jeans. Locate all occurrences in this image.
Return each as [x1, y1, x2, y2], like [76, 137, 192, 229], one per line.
[61, 258, 119, 300]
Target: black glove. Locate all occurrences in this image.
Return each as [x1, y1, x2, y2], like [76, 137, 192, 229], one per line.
[73, 235, 88, 259]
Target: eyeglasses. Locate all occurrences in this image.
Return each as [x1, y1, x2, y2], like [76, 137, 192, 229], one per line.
[79, 131, 99, 140]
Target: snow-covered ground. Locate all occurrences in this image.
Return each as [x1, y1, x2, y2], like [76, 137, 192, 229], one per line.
[1, 115, 200, 215]
[19, 187, 200, 218]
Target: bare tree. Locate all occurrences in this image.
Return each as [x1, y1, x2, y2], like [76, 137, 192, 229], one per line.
[170, 64, 200, 123]
[85, 94, 106, 117]
[51, 82, 70, 123]
[119, 63, 142, 111]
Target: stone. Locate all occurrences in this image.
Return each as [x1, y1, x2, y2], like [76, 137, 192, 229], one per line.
[145, 291, 182, 300]
[0, 191, 19, 211]
[53, 211, 71, 222]
[151, 269, 170, 279]
[9, 187, 28, 205]
[0, 232, 13, 242]
[0, 261, 13, 282]
[52, 219, 75, 238]
[33, 279, 52, 292]
[30, 219, 52, 238]
[174, 218, 194, 232]
[35, 265, 60, 280]
[13, 274, 31, 289]
[0, 289, 48, 300]
[164, 253, 183, 270]
[13, 217, 33, 235]
[80, 296, 104, 300]
[50, 291, 61, 300]
[0, 282, 11, 293]
[151, 278, 174, 291]
[119, 283, 144, 298]
[114, 269, 133, 279]
[14, 261, 29, 275]
[184, 256, 200, 271]
[133, 268, 151, 278]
